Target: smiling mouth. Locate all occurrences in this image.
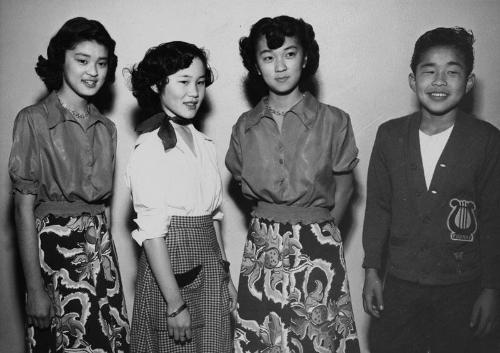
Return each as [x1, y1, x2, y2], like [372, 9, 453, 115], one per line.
[82, 80, 98, 88]
[275, 76, 289, 82]
[429, 92, 448, 97]
[184, 102, 198, 109]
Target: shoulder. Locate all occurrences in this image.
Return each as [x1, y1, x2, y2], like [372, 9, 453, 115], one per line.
[15, 100, 48, 123]
[316, 101, 351, 125]
[460, 112, 500, 138]
[374, 113, 416, 139]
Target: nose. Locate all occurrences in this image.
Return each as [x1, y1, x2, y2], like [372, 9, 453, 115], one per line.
[274, 57, 287, 72]
[432, 71, 447, 86]
[86, 64, 98, 77]
[187, 82, 199, 97]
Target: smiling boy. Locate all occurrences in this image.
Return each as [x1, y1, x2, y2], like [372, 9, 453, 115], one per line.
[362, 27, 500, 353]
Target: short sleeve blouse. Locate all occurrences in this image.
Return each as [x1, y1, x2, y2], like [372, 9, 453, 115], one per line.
[8, 92, 117, 218]
[125, 124, 223, 246]
[225, 92, 358, 217]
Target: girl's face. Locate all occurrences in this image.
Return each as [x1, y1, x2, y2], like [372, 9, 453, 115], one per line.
[61, 40, 109, 99]
[255, 35, 306, 95]
[157, 57, 206, 119]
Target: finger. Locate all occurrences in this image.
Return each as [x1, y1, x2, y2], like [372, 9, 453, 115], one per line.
[375, 286, 384, 311]
[185, 327, 192, 341]
[173, 327, 180, 341]
[470, 305, 480, 329]
[168, 325, 174, 338]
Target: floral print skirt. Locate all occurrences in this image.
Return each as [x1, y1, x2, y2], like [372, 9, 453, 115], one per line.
[234, 217, 359, 353]
[26, 213, 130, 353]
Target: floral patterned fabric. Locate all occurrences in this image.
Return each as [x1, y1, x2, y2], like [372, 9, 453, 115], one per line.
[234, 217, 359, 353]
[27, 213, 130, 353]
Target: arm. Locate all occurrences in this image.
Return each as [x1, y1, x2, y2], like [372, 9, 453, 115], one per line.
[362, 126, 392, 317]
[143, 237, 191, 342]
[213, 220, 237, 312]
[331, 172, 354, 223]
[470, 129, 500, 336]
[14, 192, 54, 328]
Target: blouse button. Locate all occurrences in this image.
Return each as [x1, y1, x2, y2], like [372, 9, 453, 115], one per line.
[279, 159, 284, 164]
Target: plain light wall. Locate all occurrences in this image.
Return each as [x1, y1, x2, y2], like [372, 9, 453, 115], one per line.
[1, 1, 500, 352]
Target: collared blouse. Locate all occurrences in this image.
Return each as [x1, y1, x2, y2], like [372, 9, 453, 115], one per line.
[9, 92, 117, 218]
[126, 124, 223, 246]
[225, 92, 358, 223]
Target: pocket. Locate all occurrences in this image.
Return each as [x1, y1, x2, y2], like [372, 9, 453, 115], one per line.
[153, 265, 205, 332]
[179, 265, 205, 330]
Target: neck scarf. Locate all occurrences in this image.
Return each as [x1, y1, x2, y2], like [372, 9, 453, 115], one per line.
[136, 112, 191, 150]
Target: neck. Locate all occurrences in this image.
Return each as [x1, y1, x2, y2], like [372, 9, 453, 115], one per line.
[420, 109, 457, 135]
[268, 88, 304, 110]
[56, 88, 89, 113]
[166, 114, 192, 126]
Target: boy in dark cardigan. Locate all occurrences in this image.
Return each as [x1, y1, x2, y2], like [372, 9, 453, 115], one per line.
[362, 27, 500, 353]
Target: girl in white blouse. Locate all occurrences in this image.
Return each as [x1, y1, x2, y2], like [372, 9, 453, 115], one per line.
[126, 41, 236, 353]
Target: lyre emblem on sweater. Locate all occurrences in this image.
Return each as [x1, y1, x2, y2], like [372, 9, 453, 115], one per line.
[447, 199, 477, 242]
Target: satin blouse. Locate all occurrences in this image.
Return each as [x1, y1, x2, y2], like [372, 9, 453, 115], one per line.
[225, 92, 358, 223]
[9, 92, 117, 218]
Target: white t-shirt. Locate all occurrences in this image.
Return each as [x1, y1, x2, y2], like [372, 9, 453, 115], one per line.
[419, 125, 454, 189]
[126, 125, 223, 245]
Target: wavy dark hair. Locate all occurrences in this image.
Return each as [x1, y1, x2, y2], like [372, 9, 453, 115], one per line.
[129, 41, 213, 116]
[239, 15, 319, 93]
[35, 17, 117, 92]
[411, 27, 475, 76]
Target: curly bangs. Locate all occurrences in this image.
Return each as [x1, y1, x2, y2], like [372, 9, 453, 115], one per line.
[35, 17, 117, 91]
[411, 27, 475, 75]
[129, 41, 213, 115]
[240, 15, 319, 88]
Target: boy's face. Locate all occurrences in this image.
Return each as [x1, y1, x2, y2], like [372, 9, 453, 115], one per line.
[409, 46, 475, 119]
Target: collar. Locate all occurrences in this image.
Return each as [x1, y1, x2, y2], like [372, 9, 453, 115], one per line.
[44, 91, 107, 129]
[244, 91, 319, 132]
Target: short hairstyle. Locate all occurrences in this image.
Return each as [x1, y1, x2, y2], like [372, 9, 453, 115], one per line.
[411, 27, 475, 76]
[240, 15, 320, 91]
[129, 41, 213, 115]
[35, 17, 118, 91]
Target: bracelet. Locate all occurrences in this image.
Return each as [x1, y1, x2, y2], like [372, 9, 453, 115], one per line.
[167, 302, 187, 318]
[222, 260, 230, 273]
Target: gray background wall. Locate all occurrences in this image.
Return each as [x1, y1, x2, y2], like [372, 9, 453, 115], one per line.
[1, 1, 499, 352]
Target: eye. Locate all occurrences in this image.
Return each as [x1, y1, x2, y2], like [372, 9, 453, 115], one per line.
[285, 51, 297, 58]
[178, 80, 189, 85]
[261, 55, 273, 63]
[447, 70, 459, 75]
[197, 80, 206, 86]
[98, 61, 108, 68]
[77, 59, 88, 65]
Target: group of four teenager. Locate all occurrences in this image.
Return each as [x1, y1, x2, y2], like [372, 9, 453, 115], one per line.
[9, 14, 500, 353]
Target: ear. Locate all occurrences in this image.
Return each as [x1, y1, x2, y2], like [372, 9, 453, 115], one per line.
[150, 85, 159, 94]
[408, 73, 416, 93]
[255, 65, 261, 76]
[465, 73, 475, 94]
[302, 56, 308, 69]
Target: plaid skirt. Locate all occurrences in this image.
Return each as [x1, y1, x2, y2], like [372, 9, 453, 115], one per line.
[27, 213, 130, 353]
[234, 217, 360, 353]
[131, 215, 231, 353]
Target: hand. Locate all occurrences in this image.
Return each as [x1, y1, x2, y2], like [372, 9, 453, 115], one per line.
[26, 288, 55, 329]
[228, 280, 238, 312]
[470, 288, 499, 337]
[363, 268, 384, 318]
[167, 303, 191, 343]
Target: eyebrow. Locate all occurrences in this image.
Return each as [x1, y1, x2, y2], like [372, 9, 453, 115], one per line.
[419, 61, 464, 68]
[73, 52, 108, 60]
[258, 45, 298, 55]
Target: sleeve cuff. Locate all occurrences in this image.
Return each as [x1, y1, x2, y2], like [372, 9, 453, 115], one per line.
[132, 213, 171, 246]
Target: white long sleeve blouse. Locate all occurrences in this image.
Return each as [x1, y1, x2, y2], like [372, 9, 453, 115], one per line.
[126, 125, 223, 245]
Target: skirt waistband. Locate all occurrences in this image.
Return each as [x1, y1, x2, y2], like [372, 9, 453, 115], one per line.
[169, 214, 214, 229]
[252, 201, 333, 225]
[35, 200, 105, 219]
